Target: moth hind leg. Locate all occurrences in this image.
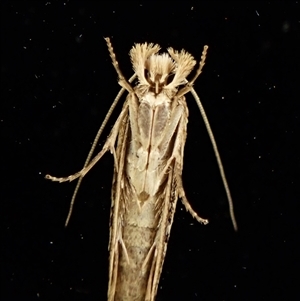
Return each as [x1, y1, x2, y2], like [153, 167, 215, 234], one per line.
[175, 165, 209, 225]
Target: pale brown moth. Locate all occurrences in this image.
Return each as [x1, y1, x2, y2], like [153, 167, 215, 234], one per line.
[46, 38, 237, 301]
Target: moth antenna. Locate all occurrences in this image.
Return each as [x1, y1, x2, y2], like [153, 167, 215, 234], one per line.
[176, 45, 208, 97]
[189, 84, 238, 231]
[104, 37, 134, 93]
[188, 45, 208, 86]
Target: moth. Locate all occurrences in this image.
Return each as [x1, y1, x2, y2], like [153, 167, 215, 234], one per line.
[46, 38, 237, 301]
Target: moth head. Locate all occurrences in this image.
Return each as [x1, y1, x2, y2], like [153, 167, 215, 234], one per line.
[130, 43, 196, 94]
[144, 53, 175, 94]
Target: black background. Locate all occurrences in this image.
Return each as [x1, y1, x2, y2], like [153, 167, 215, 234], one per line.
[2, 1, 299, 301]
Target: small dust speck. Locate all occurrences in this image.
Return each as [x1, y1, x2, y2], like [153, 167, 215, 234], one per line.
[282, 21, 290, 33]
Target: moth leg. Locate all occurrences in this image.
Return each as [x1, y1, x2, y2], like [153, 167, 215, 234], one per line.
[45, 145, 114, 183]
[142, 242, 156, 273]
[45, 106, 128, 183]
[145, 248, 157, 301]
[108, 236, 120, 301]
[154, 106, 208, 224]
[175, 165, 209, 225]
[119, 236, 130, 265]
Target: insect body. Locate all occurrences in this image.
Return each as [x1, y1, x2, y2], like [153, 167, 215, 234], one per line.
[46, 38, 237, 301]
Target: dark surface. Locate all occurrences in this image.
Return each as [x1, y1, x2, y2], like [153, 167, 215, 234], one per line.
[2, 1, 299, 300]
